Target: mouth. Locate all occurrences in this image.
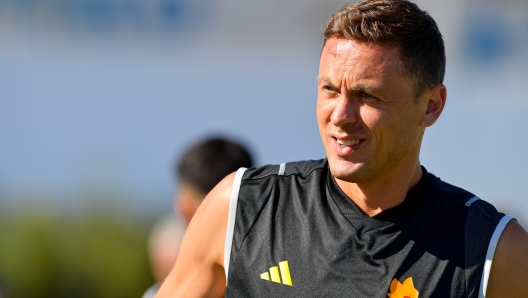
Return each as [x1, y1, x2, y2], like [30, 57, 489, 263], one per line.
[331, 136, 365, 156]
[336, 139, 361, 147]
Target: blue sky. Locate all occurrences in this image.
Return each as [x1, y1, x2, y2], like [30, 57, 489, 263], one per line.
[1, 0, 527, 223]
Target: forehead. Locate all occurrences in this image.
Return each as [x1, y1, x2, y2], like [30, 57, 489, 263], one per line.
[319, 38, 404, 83]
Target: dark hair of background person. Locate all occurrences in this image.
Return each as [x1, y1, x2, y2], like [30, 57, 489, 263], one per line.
[323, 0, 446, 98]
[176, 137, 253, 196]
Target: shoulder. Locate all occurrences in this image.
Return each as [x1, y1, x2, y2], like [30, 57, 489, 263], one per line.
[187, 170, 238, 267]
[421, 171, 528, 296]
[487, 219, 528, 297]
[237, 159, 327, 202]
[156, 172, 237, 298]
[424, 171, 478, 206]
[242, 159, 327, 181]
[197, 170, 237, 221]
[425, 170, 506, 241]
[424, 170, 503, 221]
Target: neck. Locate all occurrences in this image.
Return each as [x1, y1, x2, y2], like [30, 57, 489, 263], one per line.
[335, 160, 423, 217]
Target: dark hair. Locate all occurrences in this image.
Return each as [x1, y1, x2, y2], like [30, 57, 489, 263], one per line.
[176, 137, 253, 196]
[323, 0, 445, 98]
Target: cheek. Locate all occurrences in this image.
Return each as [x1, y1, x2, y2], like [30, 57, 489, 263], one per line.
[316, 99, 334, 126]
[359, 106, 381, 126]
[383, 111, 421, 152]
[362, 108, 408, 150]
[359, 106, 385, 139]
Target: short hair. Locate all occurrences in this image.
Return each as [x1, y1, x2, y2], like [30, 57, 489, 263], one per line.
[323, 0, 446, 98]
[176, 137, 253, 195]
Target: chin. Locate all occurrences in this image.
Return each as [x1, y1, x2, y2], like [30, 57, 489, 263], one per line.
[328, 159, 367, 183]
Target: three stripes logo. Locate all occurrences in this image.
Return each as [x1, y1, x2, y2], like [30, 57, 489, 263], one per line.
[260, 260, 293, 286]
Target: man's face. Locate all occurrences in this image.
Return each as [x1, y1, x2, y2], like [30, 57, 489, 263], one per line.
[317, 38, 429, 183]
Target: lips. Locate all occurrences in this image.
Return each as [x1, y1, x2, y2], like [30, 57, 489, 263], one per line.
[337, 139, 361, 146]
[332, 136, 365, 156]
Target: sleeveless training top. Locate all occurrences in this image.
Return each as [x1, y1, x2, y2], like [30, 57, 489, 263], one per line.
[223, 159, 514, 298]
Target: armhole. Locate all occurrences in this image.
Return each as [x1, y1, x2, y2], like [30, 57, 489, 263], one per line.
[478, 214, 516, 298]
[465, 196, 480, 206]
[224, 167, 247, 284]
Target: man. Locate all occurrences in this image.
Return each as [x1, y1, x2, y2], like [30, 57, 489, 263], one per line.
[143, 137, 253, 297]
[157, 1, 528, 297]
[174, 137, 254, 224]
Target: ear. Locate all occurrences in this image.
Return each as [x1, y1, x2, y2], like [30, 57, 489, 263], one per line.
[175, 194, 195, 224]
[421, 84, 446, 127]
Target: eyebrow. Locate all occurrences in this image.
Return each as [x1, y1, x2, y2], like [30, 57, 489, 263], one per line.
[351, 84, 376, 93]
[317, 75, 339, 88]
[317, 75, 331, 84]
[317, 76, 376, 93]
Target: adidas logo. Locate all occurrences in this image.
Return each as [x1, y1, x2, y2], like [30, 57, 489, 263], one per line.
[260, 260, 293, 286]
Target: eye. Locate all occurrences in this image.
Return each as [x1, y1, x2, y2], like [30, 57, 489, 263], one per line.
[321, 85, 338, 95]
[358, 91, 378, 101]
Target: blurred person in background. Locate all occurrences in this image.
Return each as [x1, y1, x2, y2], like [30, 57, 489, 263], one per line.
[143, 214, 187, 298]
[157, 0, 528, 297]
[175, 137, 254, 225]
[143, 137, 253, 298]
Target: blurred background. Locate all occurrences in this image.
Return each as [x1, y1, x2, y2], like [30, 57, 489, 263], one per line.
[0, 0, 527, 296]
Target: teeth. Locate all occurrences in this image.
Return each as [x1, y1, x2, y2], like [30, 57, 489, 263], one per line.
[337, 139, 360, 146]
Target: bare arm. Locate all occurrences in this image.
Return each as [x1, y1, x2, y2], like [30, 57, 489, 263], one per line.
[156, 172, 236, 298]
[487, 220, 528, 297]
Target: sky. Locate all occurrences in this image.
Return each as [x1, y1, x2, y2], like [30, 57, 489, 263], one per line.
[0, 0, 527, 223]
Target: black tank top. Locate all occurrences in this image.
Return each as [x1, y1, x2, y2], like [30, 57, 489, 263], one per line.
[224, 159, 512, 297]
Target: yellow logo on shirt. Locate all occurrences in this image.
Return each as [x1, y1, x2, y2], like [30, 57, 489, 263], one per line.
[387, 277, 419, 298]
[260, 260, 293, 286]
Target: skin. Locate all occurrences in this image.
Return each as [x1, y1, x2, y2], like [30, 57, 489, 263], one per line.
[147, 182, 205, 284]
[486, 220, 528, 297]
[149, 218, 184, 283]
[176, 182, 207, 223]
[156, 173, 234, 298]
[156, 38, 528, 297]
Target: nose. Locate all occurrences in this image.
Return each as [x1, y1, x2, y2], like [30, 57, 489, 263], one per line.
[330, 95, 358, 127]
